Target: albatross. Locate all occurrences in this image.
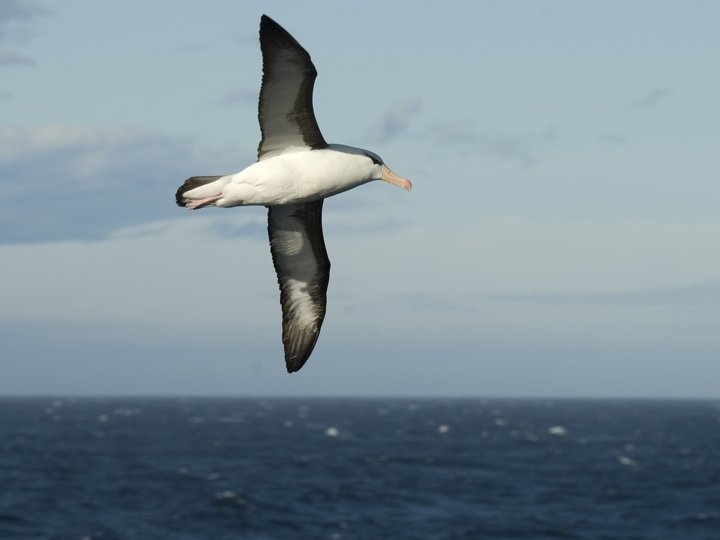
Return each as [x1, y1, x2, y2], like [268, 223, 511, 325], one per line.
[175, 15, 412, 373]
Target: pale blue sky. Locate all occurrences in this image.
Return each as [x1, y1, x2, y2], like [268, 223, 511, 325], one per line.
[2, 1, 719, 397]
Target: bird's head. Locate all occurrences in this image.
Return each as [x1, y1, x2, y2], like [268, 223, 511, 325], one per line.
[362, 150, 413, 191]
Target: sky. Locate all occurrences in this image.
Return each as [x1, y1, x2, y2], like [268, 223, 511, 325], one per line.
[2, 1, 719, 398]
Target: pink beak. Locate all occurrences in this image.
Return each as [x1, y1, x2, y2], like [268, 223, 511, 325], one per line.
[382, 166, 413, 191]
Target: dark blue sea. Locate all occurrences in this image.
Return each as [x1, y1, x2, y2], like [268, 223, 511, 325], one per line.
[1, 398, 718, 540]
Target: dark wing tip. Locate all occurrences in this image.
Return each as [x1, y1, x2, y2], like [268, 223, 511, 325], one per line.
[260, 14, 288, 38]
[286, 355, 309, 374]
[260, 14, 276, 27]
[259, 14, 312, 60]
[284, 332, 321, 373]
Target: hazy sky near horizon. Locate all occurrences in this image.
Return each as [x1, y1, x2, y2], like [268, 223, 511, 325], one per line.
[2, 1, 719, 397]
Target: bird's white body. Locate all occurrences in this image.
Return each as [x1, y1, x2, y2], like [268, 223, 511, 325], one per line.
[185, 145, 383, 207]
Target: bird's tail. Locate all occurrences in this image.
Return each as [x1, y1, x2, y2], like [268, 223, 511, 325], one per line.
[175, 176, 225, 207]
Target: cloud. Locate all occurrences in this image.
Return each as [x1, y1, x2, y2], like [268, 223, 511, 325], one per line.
[630, 87, 671, 109]
[0, 0, 47, 66]
[429, 120, 560, 165]
[0, 125, 240, 243]
[476, 127, 559, 166]
[485, 282, 720, 307]
[3, 215, 720, 396]
[372, 98, 422, 143]
[0, 49, 33, 66]
[325, 216, 410, 238]
[374, 292, 474, 313]
[427, 118, 477, 146]
[205, 212, 268, 240]
[0, 216, 275, 327]
[1, 125, 190, 191]
[0, 1, 46, 32]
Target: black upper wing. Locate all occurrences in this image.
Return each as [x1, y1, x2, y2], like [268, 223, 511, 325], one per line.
[257, 15, 327, 160]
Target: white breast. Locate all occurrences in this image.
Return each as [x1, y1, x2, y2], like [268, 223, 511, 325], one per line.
[218, 146, 380, 207]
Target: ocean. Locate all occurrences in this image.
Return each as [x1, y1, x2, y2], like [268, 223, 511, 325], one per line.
[1, 398, 718, 539]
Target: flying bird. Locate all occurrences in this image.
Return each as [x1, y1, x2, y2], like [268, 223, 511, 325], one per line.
[175, 15, 412, 373]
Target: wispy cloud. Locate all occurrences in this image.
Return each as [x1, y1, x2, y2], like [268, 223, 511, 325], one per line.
[325, 217, 410, 237]
[0, 0, 46, 31]
[630, 87, 672, 109]
[0, 0, 47, 67]
[380, 292, 474, 313]
[430, 120, 560, 166]
[372, 98, 422, 143]
[206, 214, 268, 240]
[427, 118, 477, 146]
[486, 283, 720, 307]
[1, 125, 191, 191]
[0, 49, 33, 66]
[0, 125, 236, 244]
[476, 127, 559, 166]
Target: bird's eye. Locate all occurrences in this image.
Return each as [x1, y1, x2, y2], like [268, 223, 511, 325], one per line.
[363, 152, 381, 165]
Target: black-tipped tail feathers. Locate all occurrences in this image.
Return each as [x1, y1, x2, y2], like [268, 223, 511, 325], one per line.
[175, 176, 224, 207]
